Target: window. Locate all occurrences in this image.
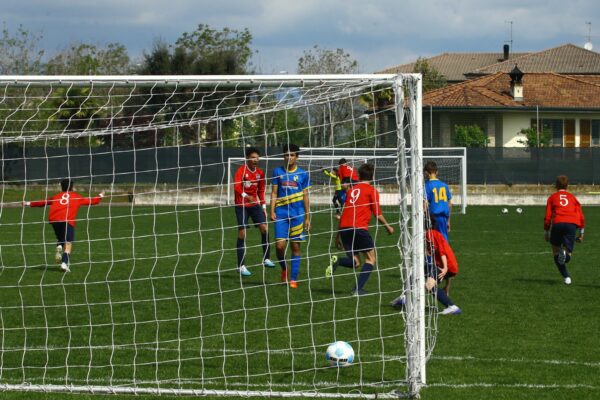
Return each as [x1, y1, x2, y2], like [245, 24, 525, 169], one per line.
[593, 120, 600, 146]
[542, 119, 564, 146]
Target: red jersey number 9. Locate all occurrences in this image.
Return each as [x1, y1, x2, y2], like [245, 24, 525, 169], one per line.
[349, 188, 361, 204]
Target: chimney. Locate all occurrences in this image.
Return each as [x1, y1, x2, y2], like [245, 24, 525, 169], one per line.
[509, 64, 524, 101]
[503, 44, 510, 61]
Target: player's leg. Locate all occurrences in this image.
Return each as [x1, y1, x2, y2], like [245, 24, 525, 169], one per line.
[251, 205, 274, 268]
[443, 276, 453, 296]
[51, 222, 65, 263]
[289, 241, 301, 288]
[550, 224, 570, 284]
[424, 266, 460, 315]
[287, 215, 305, 288]
[274, 218, 290, 282]
[352, 249, 375, 295]
[60, 224, 75, 272]
[235, 206, 251, 276]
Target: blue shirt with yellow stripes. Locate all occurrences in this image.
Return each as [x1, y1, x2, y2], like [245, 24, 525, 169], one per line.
[272, 165, 311, 218]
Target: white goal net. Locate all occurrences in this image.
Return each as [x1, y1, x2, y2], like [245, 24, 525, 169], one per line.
[0, 74, 431, 398]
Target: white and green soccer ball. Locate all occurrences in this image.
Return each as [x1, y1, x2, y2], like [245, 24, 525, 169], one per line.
[326, 341, 354, 367]
[516, 207, 523, 214]
[501, 208, 509, 214]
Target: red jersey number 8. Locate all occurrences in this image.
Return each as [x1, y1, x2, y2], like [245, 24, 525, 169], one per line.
[559, 194, 569, 206]
[349, 188, 361, 204]
[59, 193, 70, 205]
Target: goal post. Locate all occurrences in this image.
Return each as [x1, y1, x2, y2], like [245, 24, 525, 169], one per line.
[0, 74, 432, 398]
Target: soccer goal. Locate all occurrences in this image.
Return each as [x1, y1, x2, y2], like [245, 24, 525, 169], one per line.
[227, 148, 467, 214]
[0, 74, 431, 398]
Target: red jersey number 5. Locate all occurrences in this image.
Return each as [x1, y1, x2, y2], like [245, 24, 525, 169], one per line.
[559, 194, 569, 206]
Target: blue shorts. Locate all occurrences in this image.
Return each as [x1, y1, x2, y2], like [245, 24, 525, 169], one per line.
[550, 223, 577, 252]
[339, 228, 374, 256]
[336, 190, 347, 205]
[235, 205, 266, 229]
[51, 222, 75, 244]
[432, 214, 449, 241]
[274, 215, 305, 242]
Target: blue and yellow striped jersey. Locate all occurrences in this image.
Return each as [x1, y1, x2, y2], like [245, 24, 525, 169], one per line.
[272, 166, 311, 217]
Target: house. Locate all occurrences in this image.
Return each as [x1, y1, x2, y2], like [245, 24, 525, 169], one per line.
[381, 43, 600, 83]
[380, 45, 529, 83]
[423, 67, 600, 147]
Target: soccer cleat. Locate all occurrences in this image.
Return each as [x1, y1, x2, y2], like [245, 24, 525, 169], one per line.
[60, 263, 70, 273]
[564, 277, 572, 285]
[325, 255, 338, 279]
[55, 245, 63, 263]
[263, 259, 275, 268]
[557, 247, 567, 265]
[289, 280, 298, 289]
[440, 305, 461, 315]
[390, 295, 406, 308]
[351, 289, 368, 297]
[238, 265, 252, 277]
[281, 269, 288, 283]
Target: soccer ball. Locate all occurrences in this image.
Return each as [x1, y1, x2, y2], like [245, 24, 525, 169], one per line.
[326, 341, 354, 367]
[501, 208, 509, 214]
[516, 207, 523, 214]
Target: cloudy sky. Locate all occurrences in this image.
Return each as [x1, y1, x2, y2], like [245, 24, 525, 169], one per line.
[2, 0, 599, 73]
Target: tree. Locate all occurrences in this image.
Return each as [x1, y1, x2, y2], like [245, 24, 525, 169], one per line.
[0, 23, 44, 74]
[134, 25, 256, 146]
[296, 46, 361, 146]
[46, 43, 131, 75]
[517, 127, 552, 148]
[413, 57, 447, 92]
[139, 25, 254, 75]
[297, 45, 358, 74]
[453, 124, 489, 147]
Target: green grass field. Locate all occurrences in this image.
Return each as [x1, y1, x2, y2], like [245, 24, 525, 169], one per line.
[0, 205, 598, 399]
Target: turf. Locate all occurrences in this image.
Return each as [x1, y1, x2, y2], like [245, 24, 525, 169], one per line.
[0, 205, 598, 399]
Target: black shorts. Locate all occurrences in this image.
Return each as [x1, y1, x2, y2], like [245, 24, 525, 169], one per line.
[235, 205, 266, 229]
[51, 222, 75, 244]
[339, 228, 374, 256]
[341, 177, 359, 185]
[550, 223, 577, 252]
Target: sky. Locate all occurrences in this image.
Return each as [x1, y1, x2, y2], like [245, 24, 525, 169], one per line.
[1, 0, 599, 74]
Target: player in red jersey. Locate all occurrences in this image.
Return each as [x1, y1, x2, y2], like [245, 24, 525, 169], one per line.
[23, 179, 104, 272]
[325, 163, 394, 295]
[391, 219, 461, 315]
[337, 158, 359, 191]
[544, 175, 585, 285]
[233, 147, 274, 277]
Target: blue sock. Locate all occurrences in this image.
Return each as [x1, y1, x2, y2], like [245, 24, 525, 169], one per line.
[553, 255, 569, 278]
[236, 238, 245, 267]
[355, 263, 374, 291]
[338, 257, 355, 268]
[290, 255, 301, 281]
[261, 233, 270, 260]
[435, 288, 454, 307]
[61, 252, 70, 264]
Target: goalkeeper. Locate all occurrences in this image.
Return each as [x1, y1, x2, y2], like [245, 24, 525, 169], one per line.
[23, 179, 104, 272]
[322, 167, 344, 217]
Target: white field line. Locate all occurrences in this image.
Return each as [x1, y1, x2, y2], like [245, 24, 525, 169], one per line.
[428, 382, 599, 390]
[3, 345, 599, 369]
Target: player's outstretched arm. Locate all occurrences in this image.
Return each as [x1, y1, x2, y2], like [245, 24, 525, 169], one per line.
[270, 185, 278, 221]
[377, 214, 394, 235]
[303, 188, 311, 231]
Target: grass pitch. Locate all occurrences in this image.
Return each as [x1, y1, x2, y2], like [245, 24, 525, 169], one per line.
[0, 205, 598, 399]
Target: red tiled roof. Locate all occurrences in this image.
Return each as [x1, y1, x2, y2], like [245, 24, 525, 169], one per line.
[378, 52, 528, 82]
[468, 44, 600, 75]
[423, 72, 600, 108]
